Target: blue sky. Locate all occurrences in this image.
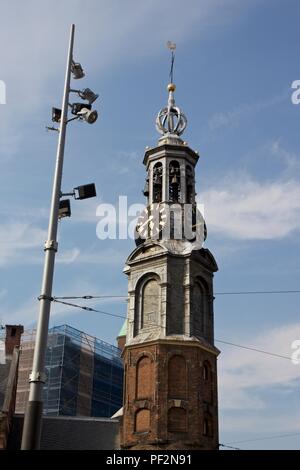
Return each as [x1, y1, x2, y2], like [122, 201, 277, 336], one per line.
[1, 0, 300, 449]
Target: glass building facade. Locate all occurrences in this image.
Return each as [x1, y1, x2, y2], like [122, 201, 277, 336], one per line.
[16, 325, 123, 417]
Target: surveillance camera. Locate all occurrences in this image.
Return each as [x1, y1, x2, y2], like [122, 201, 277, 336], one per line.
[77, 107, 98, 124]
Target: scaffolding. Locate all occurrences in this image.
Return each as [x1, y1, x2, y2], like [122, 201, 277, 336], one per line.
[16, 325, 123, 418]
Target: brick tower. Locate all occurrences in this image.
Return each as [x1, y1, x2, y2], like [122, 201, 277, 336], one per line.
[120, 78, 220, 450]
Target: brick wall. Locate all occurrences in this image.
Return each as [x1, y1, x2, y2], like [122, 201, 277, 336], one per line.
[121, 340, 219, 450]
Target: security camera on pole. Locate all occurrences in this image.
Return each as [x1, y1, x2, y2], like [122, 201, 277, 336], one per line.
[21, 24, 98, 450]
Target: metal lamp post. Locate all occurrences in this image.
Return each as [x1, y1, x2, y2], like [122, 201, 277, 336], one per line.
[21, 24, 97, 450]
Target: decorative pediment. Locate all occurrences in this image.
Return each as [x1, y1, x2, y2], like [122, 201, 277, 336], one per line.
[125, 242, 167, 264]
[191, 248, 218, 272]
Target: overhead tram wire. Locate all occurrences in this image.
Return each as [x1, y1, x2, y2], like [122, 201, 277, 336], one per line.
[215, 340, 291, 360]
[225, 431, 300, 445]
[53, 295, 127, 300]
[52, 299, 293, 361]
[219, 443, 241, 450]
[52, 298, 126, 319]
[214, 289, 300, 296]
[53, 289, 300, 301]
[221, 431, 300, 448]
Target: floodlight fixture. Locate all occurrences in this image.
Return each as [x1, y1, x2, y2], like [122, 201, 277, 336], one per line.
[74, 183, 97, 200]
[70, 102, 98, 123]
[77, 107, 98, 124]
[71, 61, 85, 79]
[52, 107, 62, 123]
[71, 102, 92, 116]
[78, 88, 99, 104]
[58, 199, 71, 218]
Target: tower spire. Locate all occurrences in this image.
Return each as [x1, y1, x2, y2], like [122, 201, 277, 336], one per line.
[121, 44, 220, 451]
[155, 42, 187, 145]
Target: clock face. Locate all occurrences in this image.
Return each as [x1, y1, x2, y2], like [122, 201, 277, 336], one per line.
[186, 206, 207, 244]
[135, 203, 167, 245]
[135, 203, 206, 247]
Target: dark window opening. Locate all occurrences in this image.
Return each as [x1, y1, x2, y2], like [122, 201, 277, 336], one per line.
[153, 163, 163, 202]
[169, 161, 181, 202]
[143, 177, 149, 197]
[186, 165, 194, 203]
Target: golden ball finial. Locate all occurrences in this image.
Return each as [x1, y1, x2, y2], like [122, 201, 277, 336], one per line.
[167, 83, 176, 92]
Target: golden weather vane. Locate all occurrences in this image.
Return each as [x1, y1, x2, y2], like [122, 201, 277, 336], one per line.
[166, 41, 176, 84]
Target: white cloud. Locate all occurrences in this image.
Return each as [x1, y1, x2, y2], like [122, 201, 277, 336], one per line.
[207, 91, 287, 132]
[0, 215, 131, 267]
[270, 140, 300, 176]
[218, 322, 300, 412]
[220, 411, 300, 438]
[0, 222, 46, 266]
[200, 175, 300, 240]
[0, 222, 82, 266]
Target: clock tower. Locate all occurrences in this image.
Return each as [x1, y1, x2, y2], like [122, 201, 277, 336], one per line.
[120, 80, 220, 450]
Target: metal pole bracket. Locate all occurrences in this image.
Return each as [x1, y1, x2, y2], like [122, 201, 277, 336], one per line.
[29, 371, 47, 384]
[44, 240, 58, 252]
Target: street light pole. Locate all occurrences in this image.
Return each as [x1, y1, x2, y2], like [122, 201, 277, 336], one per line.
[21, 24, 75, 450]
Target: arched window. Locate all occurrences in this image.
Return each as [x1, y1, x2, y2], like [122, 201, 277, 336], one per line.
[136, 355, 153, 399]
[135, 408, 150, 433]
[169, 160, 181, 202]
[192, 278, 212, 340]
[193, 282, 205, 337]
[142, 279, 159, 330]
[168, 355, 187, 399]
[153, 162, 163, 202]
[186, 165, 194, 204]
[203, 360, 213, 404]
[135, 275, 160, 336]
[203, 362, 210, 381]
[168, 407, 187, 433]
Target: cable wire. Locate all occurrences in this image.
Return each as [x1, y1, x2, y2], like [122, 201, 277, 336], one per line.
[215, 340, 291, 361]
[219, 443, 241, 450]
[54, 295, 127, 300]
[215, 289, 300, 296]
[53, 289, 300, 301]
[226, 431, 300, 445]
[53, 298, 126, 320]
[53, 298, 293, 361]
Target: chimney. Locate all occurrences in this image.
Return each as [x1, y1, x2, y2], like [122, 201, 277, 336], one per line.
[5, 325, 24, 357]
